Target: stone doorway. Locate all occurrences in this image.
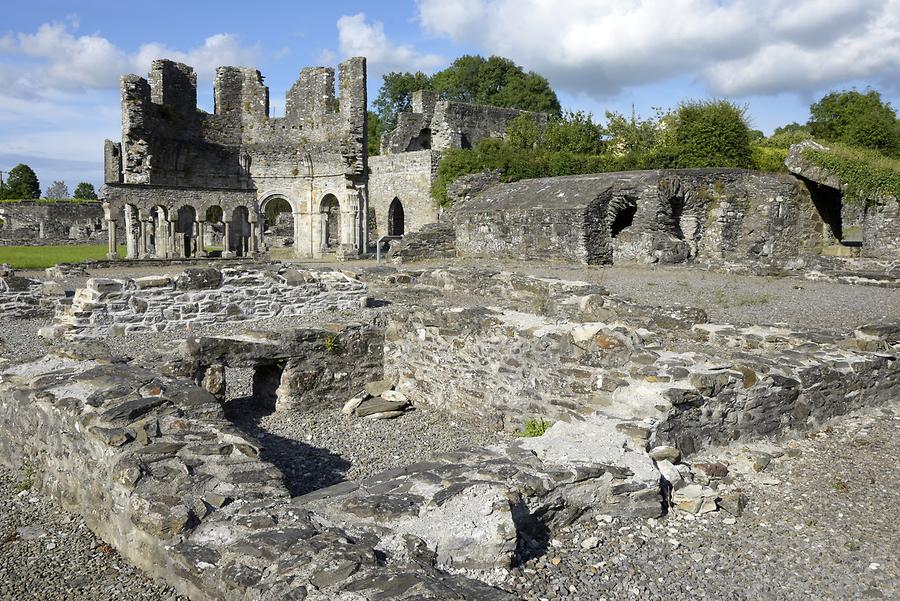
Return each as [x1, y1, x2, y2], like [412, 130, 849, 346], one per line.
[320, 194, 341, 249]
[388, 197, 405, 236]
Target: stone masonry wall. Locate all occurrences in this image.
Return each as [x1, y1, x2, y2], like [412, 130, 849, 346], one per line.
[368, 150, 440, 240]
[54, 266, 368, 338]
[0, 201, 115, 246]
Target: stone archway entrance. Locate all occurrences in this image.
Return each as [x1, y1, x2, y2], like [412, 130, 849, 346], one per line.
[388, 197, 405, 236]
[261, 196, 294, 250]
[320, 194, 341, 250]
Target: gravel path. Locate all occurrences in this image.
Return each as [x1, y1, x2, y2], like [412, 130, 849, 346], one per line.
[0, 465, 185, 601]
[223, 369, 514, 496]
[493, 402, 900, 601]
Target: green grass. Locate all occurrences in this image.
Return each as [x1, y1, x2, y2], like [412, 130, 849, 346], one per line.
[0, 244, 125, 269]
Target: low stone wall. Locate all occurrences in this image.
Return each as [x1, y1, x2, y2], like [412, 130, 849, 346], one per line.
[0, 200, 113, 246]
[53, 266, 369, 338]
[0, 264, 58, 319]
[385, 303, 900, 450]
[386, 222, 457, 264]
[0, 352, 665, 600]
[166, 325, 384, 412]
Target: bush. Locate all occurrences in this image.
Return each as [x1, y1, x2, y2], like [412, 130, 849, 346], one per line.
[751, 146, 788, 172]
[667, 100, 753, 168]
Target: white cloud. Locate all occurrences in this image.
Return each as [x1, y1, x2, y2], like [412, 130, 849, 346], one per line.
[416, 0, 900, 98]
[0, 22, 260, 99]
[335, 13, 444, 74]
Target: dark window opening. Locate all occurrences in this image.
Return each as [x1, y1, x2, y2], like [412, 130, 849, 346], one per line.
[388, 197, 405, 236]
[252, 364, 284, 411]
[405, 128, 432, 152]
[610, 204, 637, 238]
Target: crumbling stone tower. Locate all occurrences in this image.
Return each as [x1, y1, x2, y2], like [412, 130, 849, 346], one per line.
[102, 57, 368, 259]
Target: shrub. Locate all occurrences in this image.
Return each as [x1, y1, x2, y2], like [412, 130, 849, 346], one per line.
[517, 418, 552, 438]
[751, 147, 788, 172]
[667, 100, 753, 169]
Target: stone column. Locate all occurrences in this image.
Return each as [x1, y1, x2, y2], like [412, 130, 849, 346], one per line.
[124, 209, 136, 259]
[138, 218, 149, 258]
[106, 219, 118, 260]
[223, 220, 234, 259]
[293, 211, 304, 259]
[249, 221, 259, 255]
[197, 219, 207, 257]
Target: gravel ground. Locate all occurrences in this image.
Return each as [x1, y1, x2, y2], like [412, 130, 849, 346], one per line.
[223, 368, 514, 496]
[490, 402, 900, 601]
[0, 464, 185, 601]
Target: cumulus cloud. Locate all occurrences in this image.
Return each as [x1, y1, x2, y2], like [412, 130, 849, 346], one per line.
[416, 0, 900, 97]
[335, 13, 444, 74]
[0, 22, 260, 98]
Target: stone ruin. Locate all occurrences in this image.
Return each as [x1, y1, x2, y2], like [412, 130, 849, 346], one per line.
[1, 259, 898, 599]
[0, 200, 118, 247]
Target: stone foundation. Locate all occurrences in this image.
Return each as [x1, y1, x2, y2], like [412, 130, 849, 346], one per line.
[53, 266, 369, 339]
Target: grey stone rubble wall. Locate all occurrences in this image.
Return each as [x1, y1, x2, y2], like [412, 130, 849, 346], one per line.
[0, 351, 666, 599]
[166, 325, 385, 413]
[0, 264, 60, 319]
[369, 267, 707, 332]
[452, 169, 825, 267]
[368, 150, 440, 240]
[0, 354, 516, 600]
[384, 302, 900, 452]
[0, 201, 120, 246]
[786, 141, 900, 259]
[54, 266, 368, 339]
[386, 222, 457, 264]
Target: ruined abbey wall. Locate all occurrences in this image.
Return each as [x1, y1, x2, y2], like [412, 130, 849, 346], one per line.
[453, 169, 826, 266]
[0, 201, 114, 246]
[367, 150, 441, 241]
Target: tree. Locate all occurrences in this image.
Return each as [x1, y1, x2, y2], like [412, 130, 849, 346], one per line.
[367, 111, 382, 156]
[667, 100, 753, 169]
[372, 71, 432, 131]
[430, 55, 560, 115]
[808, 89, 900, 155]
[73, 182, 98, 200]
[5, 164, 40, 199]
[373, 55, 562, 132]
[45, 180, 69, 199]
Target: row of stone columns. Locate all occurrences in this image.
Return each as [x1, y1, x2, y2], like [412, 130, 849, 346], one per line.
[112, 213, 260, 260]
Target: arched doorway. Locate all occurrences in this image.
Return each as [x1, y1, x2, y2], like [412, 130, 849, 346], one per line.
[388, 197, 405, 236]
[261, 196, 294, 249]
[205, 206, 224, 255]
[320, 194, 341, 249]
[230, 206, 251, 257]
[176, 205, 197, 257]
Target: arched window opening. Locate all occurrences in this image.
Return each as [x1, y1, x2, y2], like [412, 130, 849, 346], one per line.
[388, 197, 405, 236]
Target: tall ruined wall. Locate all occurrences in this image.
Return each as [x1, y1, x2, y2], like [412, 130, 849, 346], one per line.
[0, 201, 116, 246]
[367, 150, 440, 240]
[382, 90, 539, 155]
[107, 58, 367, 194]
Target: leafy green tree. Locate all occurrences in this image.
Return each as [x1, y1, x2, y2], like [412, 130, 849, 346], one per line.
[808, 90, 900, 155]
[603, 109, 664, 156]
[430, 55, 560, 115]
[372, 71, 432, 131]
[667, 100, 753, 169]
[542, 111, 605, 154]
[73, 182, 98, 200]
[45, 180, 69, 199]
[5, 164, 40, 199]
[373, 55, 561, 133]
[367, 111, 382, 156]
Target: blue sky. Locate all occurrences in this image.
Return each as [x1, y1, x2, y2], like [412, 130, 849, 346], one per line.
[1, 0, 898, 193]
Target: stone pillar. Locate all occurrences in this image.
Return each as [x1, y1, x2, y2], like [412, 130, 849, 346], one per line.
[124, 209, 136, 259]
[167, 217, 178, 258]
[197, 219, 207, 257]
[293, 211, 304, 259]
[223, 220, 234, 259]
[106, 219, 118, 259]
[139, 218, 149, 258]
[249, 221, 259, 255]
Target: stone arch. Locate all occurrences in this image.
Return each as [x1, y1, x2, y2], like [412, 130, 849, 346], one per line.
[388, 197, 405, 236]
[230, 206, 252, 257]
[657, 176, 700, 261]
[260, 194, 295, 250]
[608, 196, 637, 238]
[319, 194, 342, 250]
[149, 205, 169, 258]
[176, 205, 198, 257]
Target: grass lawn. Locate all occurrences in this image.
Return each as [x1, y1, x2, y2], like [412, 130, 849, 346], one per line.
[0, 244, 126, 269]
